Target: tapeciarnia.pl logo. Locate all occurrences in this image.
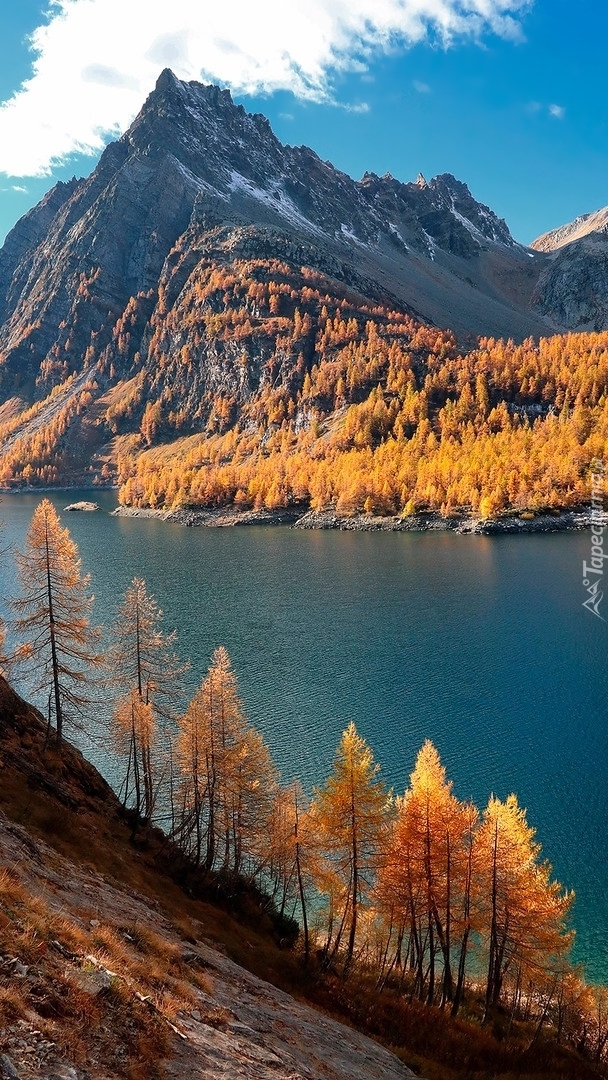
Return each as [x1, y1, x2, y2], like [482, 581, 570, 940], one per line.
[582, 459, 606, 620]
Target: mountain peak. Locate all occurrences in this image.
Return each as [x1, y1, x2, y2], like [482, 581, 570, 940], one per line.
[155, 66, 182, 92]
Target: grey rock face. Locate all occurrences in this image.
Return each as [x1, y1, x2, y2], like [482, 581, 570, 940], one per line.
[529, 205, 608, 329]
[532, 237, 608, 330]
[0, 1055, 22, 1080]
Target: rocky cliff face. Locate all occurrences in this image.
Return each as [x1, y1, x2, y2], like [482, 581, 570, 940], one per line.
[531, 206, 608, 330]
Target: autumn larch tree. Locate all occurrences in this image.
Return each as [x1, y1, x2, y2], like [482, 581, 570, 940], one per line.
[11, 498, 101, 744]
[175, 645, 245, 872]
[228, 722, 278, 876]
[476, 793, 574, 1021]
[109, 576, 188, 821]
[175, 646, 277, 877]
[112, 689, 157, 822]
[264, 781, 314, 962]
[374, 741, 477, 1009]
[312, 721, 390, 975]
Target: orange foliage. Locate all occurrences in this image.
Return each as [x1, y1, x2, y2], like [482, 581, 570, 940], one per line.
[3, 251, 608, 514]
[117, 287, 608, 516]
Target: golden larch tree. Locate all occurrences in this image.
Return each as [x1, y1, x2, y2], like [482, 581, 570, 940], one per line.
[374, 740, 477, 1010]
[175, 646, 277, 876]
[312, 721, 390, 974]
[109, 576, 187, 821]
[263, 781, 314, 961]
[11, 498, 101, 743]
[476, 793, 574, 1020]
[112, 689, 156, 820]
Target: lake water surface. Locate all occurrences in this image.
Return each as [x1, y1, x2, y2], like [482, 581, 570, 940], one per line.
[1, 491, 606, 978]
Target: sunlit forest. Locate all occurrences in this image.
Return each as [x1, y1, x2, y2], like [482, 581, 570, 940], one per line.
[1, 257, 607, 517]
[113, 262, 608, 516]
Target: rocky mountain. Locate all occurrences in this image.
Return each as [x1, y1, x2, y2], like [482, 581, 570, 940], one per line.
[0, 70, 606, 496]
[533, 206, 608, 252]
[531, 205, 608, 330]
[0, 67, 551, 404]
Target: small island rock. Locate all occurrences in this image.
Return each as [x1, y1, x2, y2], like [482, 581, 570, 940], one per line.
[63, 501, 100, 512]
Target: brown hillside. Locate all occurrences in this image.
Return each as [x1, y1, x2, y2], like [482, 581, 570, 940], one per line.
[0, 679, 603, 1080]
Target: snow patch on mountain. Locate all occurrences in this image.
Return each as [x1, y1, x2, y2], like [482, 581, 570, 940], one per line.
[169, 155, 229, 199]
[388, 222, 409, 250]
[229, 171, 326, 238]
[339, 222, 368, 247]
[450, 207, 484, 245]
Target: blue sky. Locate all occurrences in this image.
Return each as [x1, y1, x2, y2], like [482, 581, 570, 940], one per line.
[0, 0, 606, 246]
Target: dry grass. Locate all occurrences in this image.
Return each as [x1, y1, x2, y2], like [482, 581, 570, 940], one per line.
[307, 970, 604, 1080]
[0, 985, 27, 1023]
[0, 858, 198, 1077]
[169, 914, 200, 943]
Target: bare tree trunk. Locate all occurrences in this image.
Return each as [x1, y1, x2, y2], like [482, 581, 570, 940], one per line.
[293, 791, 309, 965]
[483, 822, 499, 1023]
[44, 522, 62, 742]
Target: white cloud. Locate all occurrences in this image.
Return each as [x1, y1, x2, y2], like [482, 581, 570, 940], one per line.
[525, 100, 565, 120]
[413, 80, 431, 93]
[0, 0, 532, 177]
[344, 101, 371, 114]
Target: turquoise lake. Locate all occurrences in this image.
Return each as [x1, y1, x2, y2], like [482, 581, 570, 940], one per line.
[1, 491, 606, 979]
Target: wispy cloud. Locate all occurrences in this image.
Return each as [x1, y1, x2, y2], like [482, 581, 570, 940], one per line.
[0, 0, 532, 177]
[548, 103, 565, 119]
[413, 80, 431, 93]
[526, 101, 565, 120]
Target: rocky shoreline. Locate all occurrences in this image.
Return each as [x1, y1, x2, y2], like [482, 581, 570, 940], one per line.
[112, 504, 604, 534]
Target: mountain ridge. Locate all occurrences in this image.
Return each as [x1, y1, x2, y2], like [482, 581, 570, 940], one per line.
[0, 71, 607, 504]
[0, 66, 552, 398]
[532, 206, 608, 252]
[2, 67, 607, 368]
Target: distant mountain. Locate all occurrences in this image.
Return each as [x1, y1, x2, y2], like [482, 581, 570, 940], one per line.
[532, 207, 608, 252]
[531, 205, 608, 330]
